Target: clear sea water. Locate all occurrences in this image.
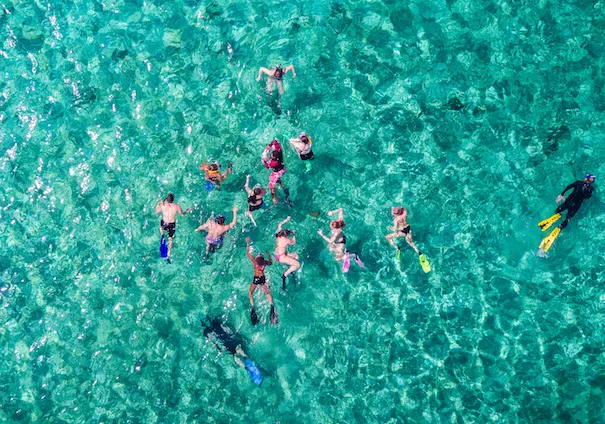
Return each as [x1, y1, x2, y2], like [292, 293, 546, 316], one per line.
[2, 0, 605, 422]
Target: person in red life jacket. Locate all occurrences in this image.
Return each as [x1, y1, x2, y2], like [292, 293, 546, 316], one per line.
[262, 139, 292, 206]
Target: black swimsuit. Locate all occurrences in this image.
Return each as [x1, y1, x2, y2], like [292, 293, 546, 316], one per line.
[334, 233, 347, 245]
[161, 220, 176, 238]
[248, 194, 264, 212]
[252, 275, 266, 285]
[400, 226, 411, 235]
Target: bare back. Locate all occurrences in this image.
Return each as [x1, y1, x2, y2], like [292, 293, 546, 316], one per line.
[393, 209, 409, 230]
[157, 202, 182, 223]
[275, 236, 293, 255]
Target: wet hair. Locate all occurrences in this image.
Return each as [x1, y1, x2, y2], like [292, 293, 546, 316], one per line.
[209, 163, 219, 171]
[165, 193, 174, 203]
[253, 187, 262, 195]
[275, 66, 284, 76]
[392, 207, 404, 215]
[276, 229, 292, 238]
[331, 220, 345, 229]
[215, 215, 226, 225]
[255, 255, 265, 266]
[300, 133, 309, 143]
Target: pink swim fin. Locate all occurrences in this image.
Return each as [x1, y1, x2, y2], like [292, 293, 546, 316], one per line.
[354, 254, 364, 268]
[342, 252, 351, 273]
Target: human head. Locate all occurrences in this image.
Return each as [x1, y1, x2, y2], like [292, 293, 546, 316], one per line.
[300, 132, 309, 143]
[253, 187, 263, 195]
[255, 254, 265, 266]
[276, 229, 292, 238]
[271, 150, 280, 160]
[392, 207, 404, 216]
[331, 220, 345, 229]
[166, 193, 174, 203]
[275, 65, 283, 74]
[209, 163, 219, 171]
[215, 215, 225, 225]
[585, 174, 596, 184]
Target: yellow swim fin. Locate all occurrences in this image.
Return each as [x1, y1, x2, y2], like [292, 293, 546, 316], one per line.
[419, 254, 431, 273]
[538, 227, 561, 253]
[538, 213, 561, 232]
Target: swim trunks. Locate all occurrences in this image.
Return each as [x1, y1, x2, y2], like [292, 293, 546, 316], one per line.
[252, 276, 266, 285]
[206, 235, 224, 246]
[249, 202, 264, 212]
[300, 151, 314, 161]
[400, 226, 411, 235]
[161, 220, 176, 238]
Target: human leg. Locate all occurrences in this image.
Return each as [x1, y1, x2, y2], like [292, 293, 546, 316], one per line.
[277, 80, 284, 95]
[405, 231, 420, 255]
[248, 283, 257, 307]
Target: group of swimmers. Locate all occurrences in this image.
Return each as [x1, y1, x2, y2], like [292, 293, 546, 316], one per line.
[155, 63, 597, 384]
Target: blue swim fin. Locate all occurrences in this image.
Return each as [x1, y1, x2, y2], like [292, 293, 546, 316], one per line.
[245, 359, 263, 386]
[160, 236, 168, 258]
[205, 181, 216, 192]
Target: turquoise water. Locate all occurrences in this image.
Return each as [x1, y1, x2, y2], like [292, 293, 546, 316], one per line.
[2, 0, 605, 421]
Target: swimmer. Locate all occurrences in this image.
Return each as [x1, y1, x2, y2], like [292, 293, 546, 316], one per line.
[200, 161, 233, 189]
[256, 64, 296, 95]
[289, 132, 314, 161]
[246, 237, 277, 325]
[386, 206, 430, 272]
[195, 207, 238, 257]
[538, 174, 596, 253]
[244, 175, 266, 227]
[262, 139, 292, 206]
[274, 216, 300, 291]
[201, 315, 247, 368]
[155, 193, 192, 259]
[317, 208, 364, 272]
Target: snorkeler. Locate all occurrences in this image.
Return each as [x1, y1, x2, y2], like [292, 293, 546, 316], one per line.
[289, 132, 314, 171]
[244, 175, 266, 227]
[246, 237, 278, 325]
[200, 315, 262, 385]
[538, 174, 596, 253]
[200, 161, 233, 190]
[274, 216, 300, 291]
[155, 193, 192, 260]
[194, 207, 238, 257]
[262, 139, 292, 206]
[317, 208, 364, 273]
[385, 206, 431, 273]
[256, 64, 296, 95]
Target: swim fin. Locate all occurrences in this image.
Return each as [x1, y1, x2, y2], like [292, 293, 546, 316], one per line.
[250, 307, 259, 325]
[270, 305, 278, 324]
[538, 227, 561, 253]
[281, 274, 287, 292]
[419, 253, 431, 273]
[160, 236, 168, 258]
[538, 213, 561, 232]
[342, 252, 351, 273]
[396, 248, 401, 262]
[305, 162, 312, 172]
[244, 359, 263, 386]
[283, 188, 293, 207]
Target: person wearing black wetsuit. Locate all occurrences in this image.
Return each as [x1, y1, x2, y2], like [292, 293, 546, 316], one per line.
[201, 315, 247, 368]
[555, 174, 595, 229]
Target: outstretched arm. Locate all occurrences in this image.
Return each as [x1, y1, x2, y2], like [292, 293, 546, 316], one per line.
[327, 208, 343, 221]
[155, 202, 163, 214]
[285, 64, 296, 77]
[561, 182, 578, 196]
[178, 205, 192, 216]
[195, 221, 210, 232]
[317, 229, 338, 244]
[265, 250, 273, 266]
[277, 216, 291, 232]
[228, 207, 238, 229]
[245, 238, 255, 262]
[256, 67, 272, 81]
[221, 162, 233, 181]
[244, 175, 252, 194]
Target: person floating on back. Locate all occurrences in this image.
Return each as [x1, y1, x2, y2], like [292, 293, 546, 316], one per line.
[201, 315, 262, 385]
[385, 206, 430, 273]
[244, 175, 267, 227]
[538, 174, 596, 254]
[200, 161, 232, 191]
[262, 139, 292, 206]
[246, 237, 277, 325]
[317, 208, 364, 273]
[289, 132, 314, 172]
[256, 64, 296, 95]
[274, 216, 300, 291]
[155, 193, 192, 262]
[195, 207, 238, 258]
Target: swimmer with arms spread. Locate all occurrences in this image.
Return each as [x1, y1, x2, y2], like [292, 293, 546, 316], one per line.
[538, 173, 596, 253]
[155, 193, 192, 259]
[385, 206, 430, 272]
[274, 216, 300, 291]
[256, 64, 296, 95]
[246, 237, 277, 325]
[195, 207, 238, 257]
[244, 175, 266, 227]
[201, 161, 233, 189]
[317, 208, 364, 273]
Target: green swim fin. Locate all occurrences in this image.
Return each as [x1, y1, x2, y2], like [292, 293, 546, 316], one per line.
[419, 254, 431, 273]
[396, 249, 401, 262]
[538, 227, 561, 253]
[538, 213, 561, 232]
